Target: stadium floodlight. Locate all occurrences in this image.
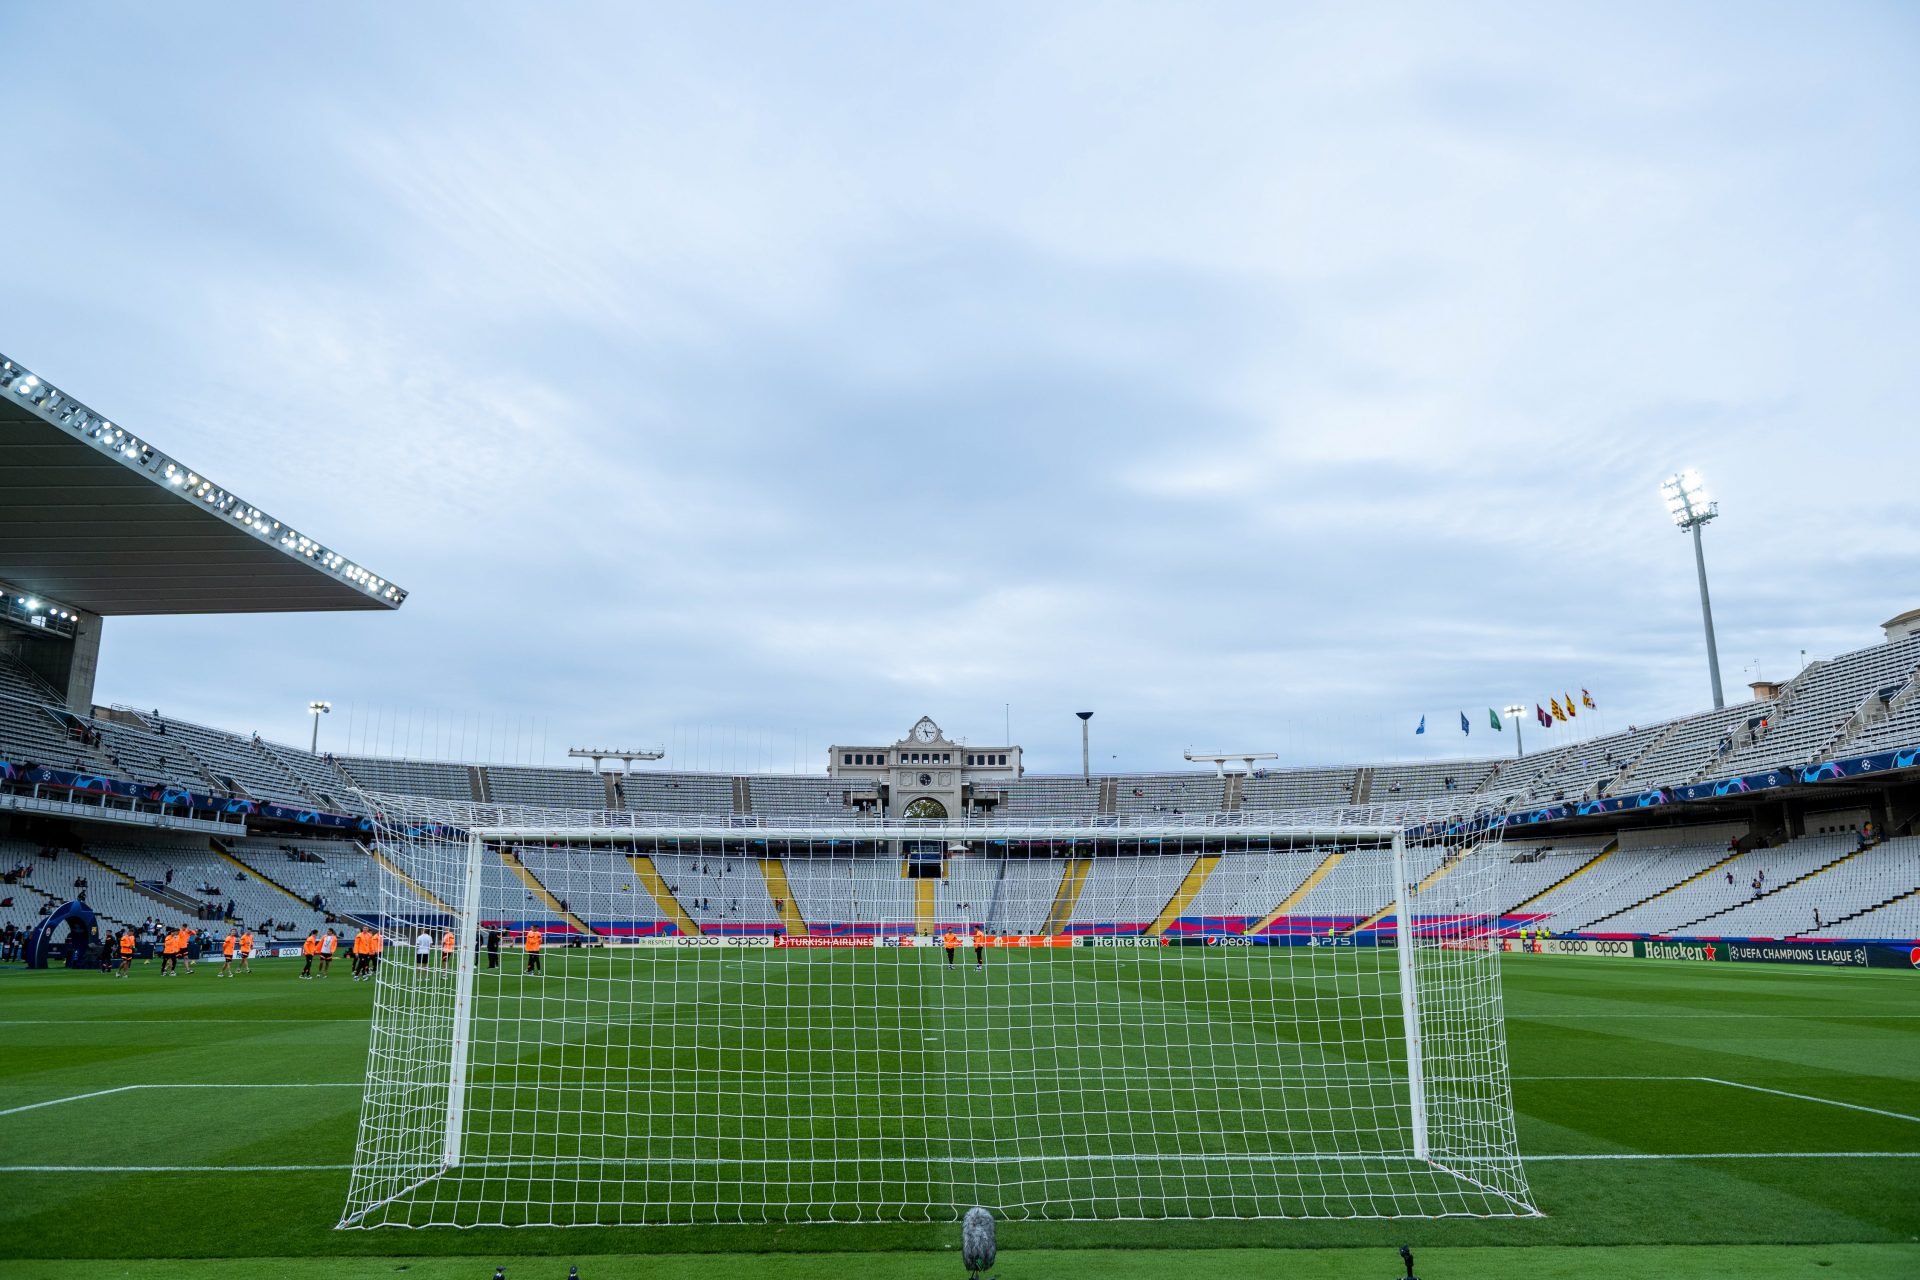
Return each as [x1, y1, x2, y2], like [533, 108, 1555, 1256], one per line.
[308, 700, 332, 752]
[1660, 469, 1726, 709]
[567, 746, 666, 773]
[1502, 705, 1526, 760]
[341, 801, 1535, 1228]
[1184, 749, 1280, 776]
[1076, 711, 1093, 783]
[0, 351, 408, 609]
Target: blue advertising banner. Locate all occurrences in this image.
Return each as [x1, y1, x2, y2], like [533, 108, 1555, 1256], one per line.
[1, 759, 371, 833]
[1498, 740, 1919, 829]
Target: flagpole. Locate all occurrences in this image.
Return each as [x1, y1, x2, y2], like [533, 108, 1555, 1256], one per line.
[1503, 705, 1525, 760]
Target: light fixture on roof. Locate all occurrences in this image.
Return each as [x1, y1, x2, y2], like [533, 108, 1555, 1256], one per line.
[308, 700, 332, 753]
[1502, 704, 1527, 760]
[1659, 469, 1726, 710]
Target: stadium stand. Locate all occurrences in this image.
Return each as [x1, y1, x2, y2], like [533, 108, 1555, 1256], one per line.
[649, 851, 781, 933]
[1712, 635, 1920, 776]
[488, 767, 606, 810]
[1607, 702, 1769, 792]
[1066, 853, 1199, 933]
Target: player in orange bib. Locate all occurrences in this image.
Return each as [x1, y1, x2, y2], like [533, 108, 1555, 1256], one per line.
[972, 927, 988, 972]
[299, 930, 319, 980]
[218, 930, 236, 977]
[237, 930, 254, 974]
[942, 929, 959, 969]
[441, 928, 455, 969]
[524, 927, 542, 974]
[117, 929, 135, 978]
[160, 927, 181, 977]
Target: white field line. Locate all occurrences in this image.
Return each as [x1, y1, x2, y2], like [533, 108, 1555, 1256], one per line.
[0, 1082, 359, 1118]
[4, 1152, 1919, 1174]
[1514, 1074, 1920, 1125]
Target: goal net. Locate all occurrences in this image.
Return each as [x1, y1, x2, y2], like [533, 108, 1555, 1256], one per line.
[340, 798, 1533, 1227]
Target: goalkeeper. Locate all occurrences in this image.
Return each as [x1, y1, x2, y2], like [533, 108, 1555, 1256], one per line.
[942, 929, 959, 969]
[972, 926, 987, 971]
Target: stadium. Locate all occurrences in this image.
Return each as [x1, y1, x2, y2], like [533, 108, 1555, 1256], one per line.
[3, 337, 1916, 1277]
[5, 9, 1920, 1277]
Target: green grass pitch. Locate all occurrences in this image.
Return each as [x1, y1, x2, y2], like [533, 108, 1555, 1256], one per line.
[1, 951, 1916, 1279]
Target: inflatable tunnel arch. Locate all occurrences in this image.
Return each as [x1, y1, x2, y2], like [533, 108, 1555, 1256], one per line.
[25, 899, 98, 969]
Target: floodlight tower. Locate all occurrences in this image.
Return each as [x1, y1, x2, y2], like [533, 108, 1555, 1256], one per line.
[1503, 705, 1526, 760]
[308, 700, 332, 752]
[1661, 469, 1726, 710]
[1076, 711, 1093, 784]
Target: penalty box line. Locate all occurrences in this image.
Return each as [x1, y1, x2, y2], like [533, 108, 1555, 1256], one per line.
[1512, 1075, 1920, 1126]
[0, 1082, 361, 1118]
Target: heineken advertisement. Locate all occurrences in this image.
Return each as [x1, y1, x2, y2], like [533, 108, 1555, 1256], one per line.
[1520, 936, 1920, 970]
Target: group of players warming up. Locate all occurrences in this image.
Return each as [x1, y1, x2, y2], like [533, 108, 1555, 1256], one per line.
[100, 923, 550, 978]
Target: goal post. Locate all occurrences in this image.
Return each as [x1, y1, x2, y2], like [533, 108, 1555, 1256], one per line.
[341, 798, 1534, 1228]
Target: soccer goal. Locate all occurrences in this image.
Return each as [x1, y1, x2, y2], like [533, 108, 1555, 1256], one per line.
[339, 799, 1534, 1227]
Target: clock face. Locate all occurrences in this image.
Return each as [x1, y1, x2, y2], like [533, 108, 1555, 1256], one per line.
[914, 721, 938, 742]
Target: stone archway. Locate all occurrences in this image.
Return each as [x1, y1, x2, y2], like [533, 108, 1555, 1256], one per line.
[901, 796, 948, 820]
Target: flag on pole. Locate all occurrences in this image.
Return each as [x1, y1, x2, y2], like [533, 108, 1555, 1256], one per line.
[1536, 705, 1552, 728]
[1415, 715, 1426, 735]
[1582, 688, 1596, 710]
[1460, 711, 1470, 736]
[1564, 692, 1577, 718]
[1489, 707, 1502, 730]
[1551, 698, 1566, 722]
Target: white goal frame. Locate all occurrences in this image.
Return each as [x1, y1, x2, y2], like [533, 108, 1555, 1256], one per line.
[342, 803, 1534, 1227]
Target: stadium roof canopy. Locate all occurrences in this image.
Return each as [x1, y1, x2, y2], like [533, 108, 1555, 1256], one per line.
[0, 351, 406, 616]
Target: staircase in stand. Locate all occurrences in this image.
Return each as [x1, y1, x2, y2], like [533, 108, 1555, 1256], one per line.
[1669, 844, 1866, 934]
[212, 840, 316, 916]
[625, 853, 700, 936]
[1807, 877, 1920, 936]
[1045, 858, 1092, 933]
[1148, 854, 1219, 935]
[1575, 845, 1746, 931]
[1507, 841, 1617, 915]
[1347, 843, 1477, 936]
[758, 858, 808, 936]
[501, 849, 592, 935]
[1351, 768, 1374, 805]
[1249, 851, 1345, 936]
[1220, 774, 1244, 813]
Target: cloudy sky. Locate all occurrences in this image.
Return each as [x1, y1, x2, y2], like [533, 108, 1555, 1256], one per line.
[4, 2, 1916, 774]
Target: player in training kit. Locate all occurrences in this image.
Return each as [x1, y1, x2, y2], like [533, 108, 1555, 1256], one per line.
[441, 928, 455, 969]
[237, 930, 254, 974]
[414, 928, 433, 968]
[117, 929, 135, 977]
[299, 931, 319, 979]
[370, 930, 383, 976]
[942, 929, 959, 968]
[218, 930, 236, 977]
[524, 927, 542, 974]
[159, 927, 179, 976]
[973, 927, 987, 971]
[319, 928, 337, 976]
[349, 927, 366, 979]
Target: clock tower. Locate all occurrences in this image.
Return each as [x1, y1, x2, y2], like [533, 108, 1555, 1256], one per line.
[826, 716, 1023, 818]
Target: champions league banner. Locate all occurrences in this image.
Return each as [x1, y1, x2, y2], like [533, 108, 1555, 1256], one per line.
[1499, 741, 1920, 829]
[0, 759, 372, 833]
